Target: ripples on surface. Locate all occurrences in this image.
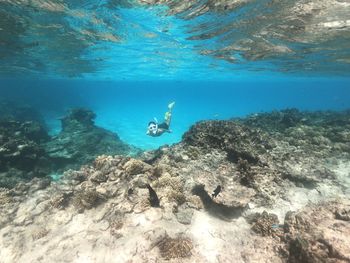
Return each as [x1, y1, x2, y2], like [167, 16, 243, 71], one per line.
[0, 0, 349, 78]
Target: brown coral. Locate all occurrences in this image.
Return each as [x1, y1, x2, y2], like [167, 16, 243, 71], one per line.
[0, 189, 12, 206]
[123, 159, 151, 176]
[249, 211, 280, 237]
[50, 193, 71, 209]
[72, 189, 101, 212]
[157, 236, 193, 260]
[32, 228, 49, 240]
[154, 174, 186, 205]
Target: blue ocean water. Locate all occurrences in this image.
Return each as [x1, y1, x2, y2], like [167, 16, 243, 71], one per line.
[1, 78, 349, 149]
[0, 0, 349, 149]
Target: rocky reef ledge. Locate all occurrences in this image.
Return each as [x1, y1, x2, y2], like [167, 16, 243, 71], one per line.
[44, 108, 141, 172]
[0, 109, 349, 262]
[0, 105, 140, 188]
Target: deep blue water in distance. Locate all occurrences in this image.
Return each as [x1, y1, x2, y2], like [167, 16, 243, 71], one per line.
[0, 78, 349, 149]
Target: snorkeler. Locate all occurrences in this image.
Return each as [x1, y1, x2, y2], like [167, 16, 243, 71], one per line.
[147, 102, 175, 137]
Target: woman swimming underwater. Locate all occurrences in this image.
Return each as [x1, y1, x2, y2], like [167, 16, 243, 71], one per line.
[146, 102, 175, 137]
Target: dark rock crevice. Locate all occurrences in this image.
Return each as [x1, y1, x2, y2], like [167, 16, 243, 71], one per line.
[191, 184, 245, 220]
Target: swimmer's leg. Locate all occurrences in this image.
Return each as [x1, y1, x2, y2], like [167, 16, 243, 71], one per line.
[164, 101, 175, 127]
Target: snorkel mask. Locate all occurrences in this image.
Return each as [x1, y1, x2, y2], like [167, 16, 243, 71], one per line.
[147, 120, 158, 135]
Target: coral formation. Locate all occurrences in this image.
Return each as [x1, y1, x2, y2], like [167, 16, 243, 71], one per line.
[0, 109, 349, 262]
[284, 202, 350, 263]
[248, 211, 280, 237]
[123, 159, 151, 176]
[0, 104, 140, 188]
[0, 118, 51, 188]
[0, 188, 12, 206]
[32, 228, 49, 241]
[182, 120, 271, 165]
[50, 192, 72, 209]
[156, 235, 194, 260]
[72, 189, 102, 213]
[154, 173, 186, 205]
[45, 108, 141, 172]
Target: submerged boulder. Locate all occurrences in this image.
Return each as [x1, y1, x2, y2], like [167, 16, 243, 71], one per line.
[45, 108, 141, 171]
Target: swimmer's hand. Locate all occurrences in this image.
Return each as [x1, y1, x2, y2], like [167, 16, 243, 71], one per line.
[167, 129, 172, 133]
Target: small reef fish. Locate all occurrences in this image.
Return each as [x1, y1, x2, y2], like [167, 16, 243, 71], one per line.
[212, 185, 222, 198]
[146, 183, 160, 207]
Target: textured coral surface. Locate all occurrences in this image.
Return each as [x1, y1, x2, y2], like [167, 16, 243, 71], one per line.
[0, 110, 349, 262]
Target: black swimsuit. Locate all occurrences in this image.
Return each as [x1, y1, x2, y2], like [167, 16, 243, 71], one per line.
[158, 122, 169, 130]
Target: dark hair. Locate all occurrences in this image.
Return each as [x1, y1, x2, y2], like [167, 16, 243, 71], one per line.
[148, 121, 157, 126]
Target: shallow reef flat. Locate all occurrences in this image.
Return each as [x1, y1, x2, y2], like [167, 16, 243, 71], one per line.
[0, 109, 349, 262]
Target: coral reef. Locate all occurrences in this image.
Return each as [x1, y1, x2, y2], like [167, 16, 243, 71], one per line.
[0, 104, 141, 189]
[238, 109, 350, 154]
[182, 120, 271, 164]
[0, 117, 51, 188]
[0, 109, 349, 262]
[45, 108, 141, 171]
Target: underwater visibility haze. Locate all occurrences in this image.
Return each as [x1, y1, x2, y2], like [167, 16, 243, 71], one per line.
[0, 0, 350, 262]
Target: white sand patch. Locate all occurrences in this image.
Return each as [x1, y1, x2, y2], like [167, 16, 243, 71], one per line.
[334, 161, 350, 195]
[190, 211, 252, 262]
